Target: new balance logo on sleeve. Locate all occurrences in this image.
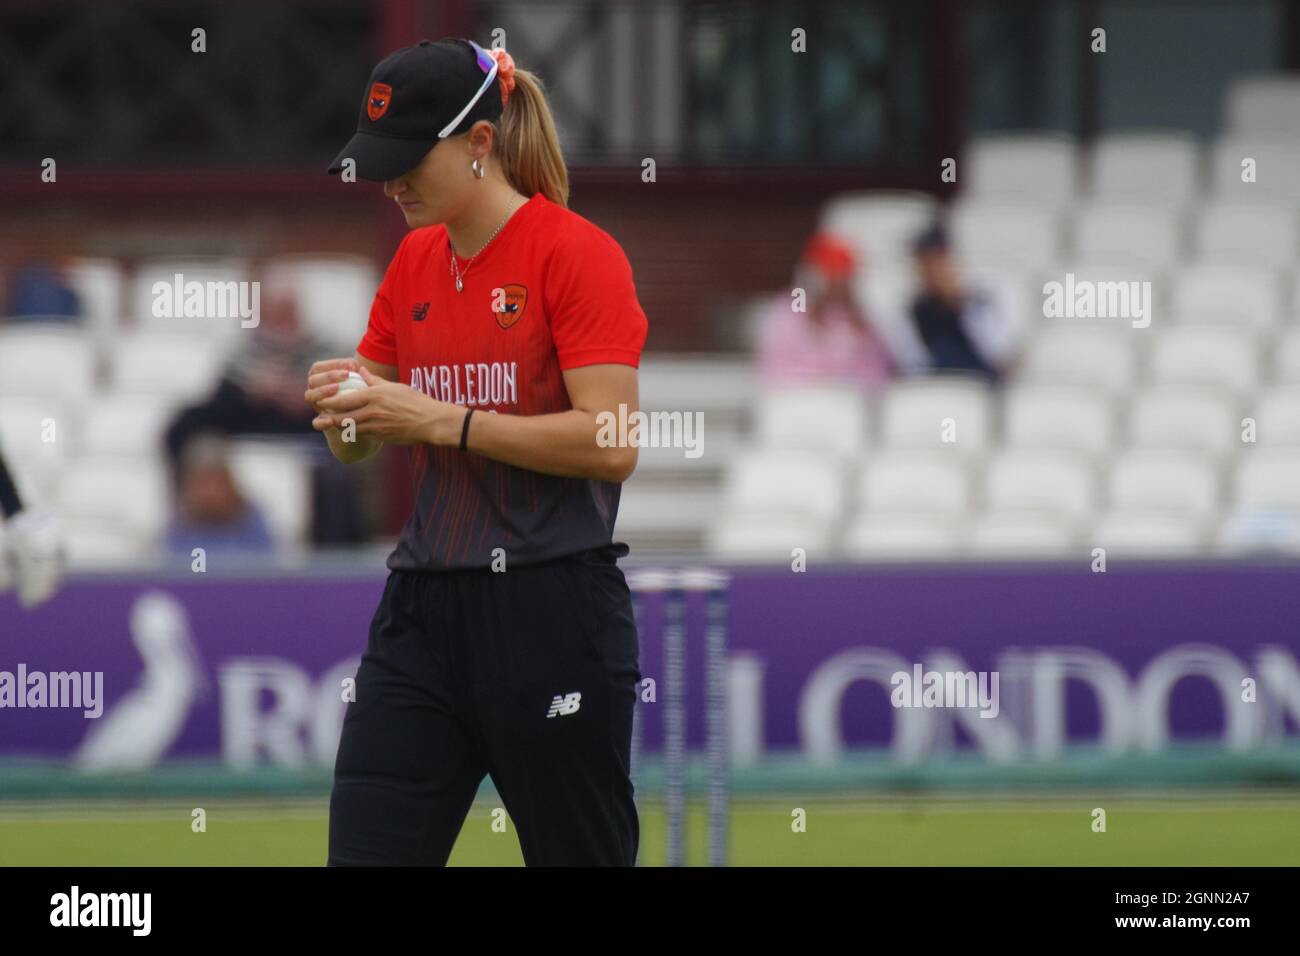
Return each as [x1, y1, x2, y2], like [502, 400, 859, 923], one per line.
[410, 302, 430, 322]
[546, 692, 581, 718]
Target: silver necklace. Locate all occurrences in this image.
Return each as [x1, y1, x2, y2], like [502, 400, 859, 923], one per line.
[448, 194, 524, 293]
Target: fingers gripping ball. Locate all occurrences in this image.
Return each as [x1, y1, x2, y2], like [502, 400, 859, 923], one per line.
[337, 371, 368, 394]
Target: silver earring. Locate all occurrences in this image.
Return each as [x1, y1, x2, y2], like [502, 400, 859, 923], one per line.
[472, 158, 485, 179]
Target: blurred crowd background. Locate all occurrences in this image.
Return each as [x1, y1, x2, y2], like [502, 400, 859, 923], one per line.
[1, 0, 1298, 567]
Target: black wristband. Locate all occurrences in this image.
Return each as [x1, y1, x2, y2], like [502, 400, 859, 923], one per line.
[459, 408, 475, 452]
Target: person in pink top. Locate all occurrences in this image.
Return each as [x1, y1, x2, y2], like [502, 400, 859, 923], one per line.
[756, 231, 894, 393]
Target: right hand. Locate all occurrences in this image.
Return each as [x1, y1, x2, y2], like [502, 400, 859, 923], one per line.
[304, 358, 364, 428]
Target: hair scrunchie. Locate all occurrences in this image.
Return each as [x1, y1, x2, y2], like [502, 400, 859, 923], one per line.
[487, 48, 516, 108]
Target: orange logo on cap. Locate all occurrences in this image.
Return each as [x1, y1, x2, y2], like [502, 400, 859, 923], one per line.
[496, 284, 528, 329]
[367, 82, 393, 121]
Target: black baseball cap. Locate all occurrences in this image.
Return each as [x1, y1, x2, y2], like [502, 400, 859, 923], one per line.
[327, 38, 505, 182]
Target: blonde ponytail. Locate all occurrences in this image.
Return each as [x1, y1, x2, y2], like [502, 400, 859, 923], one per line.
[494, 68, 569, 208]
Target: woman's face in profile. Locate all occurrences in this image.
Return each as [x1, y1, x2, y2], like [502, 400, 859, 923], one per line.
[383, 132, 481, 227]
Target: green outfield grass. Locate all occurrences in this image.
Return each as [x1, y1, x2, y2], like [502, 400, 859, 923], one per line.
[3, 795, 1299, 866]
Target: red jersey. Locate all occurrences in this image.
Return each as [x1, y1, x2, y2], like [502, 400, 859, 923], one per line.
[357, 192, 648, 570]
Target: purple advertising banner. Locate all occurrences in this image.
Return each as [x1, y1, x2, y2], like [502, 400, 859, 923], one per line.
[3, 562, 1300, 770]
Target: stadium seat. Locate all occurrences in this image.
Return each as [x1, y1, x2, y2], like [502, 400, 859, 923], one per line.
[878, 376, 995, 455]
[1019, 323, 1139, 394]
[841, 513, 961, 559]
[949, 202, 1062, 271]
[64, 257, 124, 341]
[1209, 137, 1300, 202]
[755, 384, 869, 461]
[1225, 76, 1300, 135]
[638, 355, 754, 416]
[1087, 131, 1200, 205]
[1194, 203, 1299, 268]
[57, 455, 169, 541]
[983, 449, 1097, 521]
[818, 191, 938, 270]
[127, 256, 251, 359]
[1170, 264, 1283, 329]
[706, 511, 833, 562]
[261, 255, 380, 351]
[1147, 324, 1259, 394]
[856, 450, 972, 515]
[79, 393, 181, 457]
[965, 510, 1076, 557]
[1002, 384, 1115, 457]
[1215, 508, 1300, 555]
[109, 331, 225, 401]
[1072, 205, 1184, 270]
[0, 326, 97, 403]
[1128, 386, 1240, 457]
[1107, 450, 1221, 518]
[615, 481, 718, 543]
[1273, 327, 1300, 383]
[719, 449, 847, 523]
[1234, 448, 1300, 511]
[0, 397, 67, 502]
[965, 133, 1079, 206]
[226, 438, 314, 548]
[1251, 385, 1300, 448]
[1091, 510, 1207, 556]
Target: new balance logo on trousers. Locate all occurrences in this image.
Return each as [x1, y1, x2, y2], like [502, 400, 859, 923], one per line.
[547, 692, 581, 718]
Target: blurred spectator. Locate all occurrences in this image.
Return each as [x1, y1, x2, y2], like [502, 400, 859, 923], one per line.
[164, 289, 320, 468]
[164, 287, 365, 546]
[908, 222, 1014, 381]
[4, 259, 81, 322]
[164, 435, 274, 556]
[756, 232, 894, 393]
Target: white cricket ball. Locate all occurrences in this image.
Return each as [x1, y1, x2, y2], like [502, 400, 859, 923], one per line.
[337, 371, 368, 393]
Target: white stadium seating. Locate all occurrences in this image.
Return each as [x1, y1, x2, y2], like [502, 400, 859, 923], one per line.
[1225, 77, 1300, 135]
[1106, 451, 1221, 518]
[1087, 131, 1199, 205]
[966, 511, 1076, 557]
[983, 449, 1097, 522]
[719, 449, 846, 524]
[949, 202, 1062, 270]
[1209, 137, 1300, 202]
[965, 133, 1079, 207]
[878, 377, 995, 455]
[856, 450, 971, 516]
[0, 327, 96, 403]
[1072, 204, 1184, 271]
[1128, 386, 1240, 457]
[842, 513, 960, 559]
[1019, 323, 1139, 394]
[1170, 264, 1283, 329]
[1001, 384, 1114, 457]
[1146, 324, 1259, 394]
[1195, 203, 1299, 268]
[755, 384, 869, 461]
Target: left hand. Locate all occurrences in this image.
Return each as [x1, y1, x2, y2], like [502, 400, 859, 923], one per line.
[314, 365, 466, 446]
[3, 510, 65, 610]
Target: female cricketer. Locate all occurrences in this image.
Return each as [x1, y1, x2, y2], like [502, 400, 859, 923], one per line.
[306, 38, 647, 866]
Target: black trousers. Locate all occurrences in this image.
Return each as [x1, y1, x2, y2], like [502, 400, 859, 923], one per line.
[328, 544, 641, 866]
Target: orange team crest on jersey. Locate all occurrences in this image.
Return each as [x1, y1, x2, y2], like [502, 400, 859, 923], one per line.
[496, 284, 528, 329]
[367, 82, 393, 121]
